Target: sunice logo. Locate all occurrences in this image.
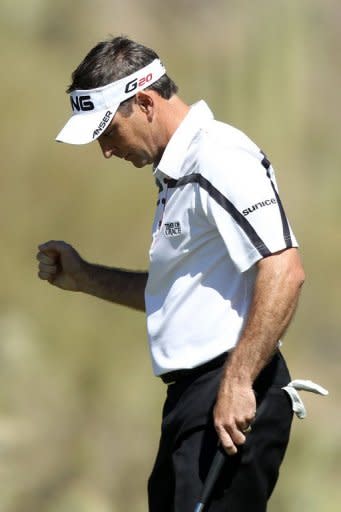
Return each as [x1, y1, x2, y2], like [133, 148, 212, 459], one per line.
[124, 73, 153, 94]
[242, 198, 277, 216]
[71, 95, 95, 112]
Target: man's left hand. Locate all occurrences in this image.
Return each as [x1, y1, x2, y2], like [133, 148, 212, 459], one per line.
[213, 381, 256, 455]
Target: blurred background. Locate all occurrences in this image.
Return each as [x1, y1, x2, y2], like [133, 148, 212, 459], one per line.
[0, 0, 340, 510]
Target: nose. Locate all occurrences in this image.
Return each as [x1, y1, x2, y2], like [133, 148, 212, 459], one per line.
[102, 147, 113, 159]
[98, 138, 116, 159]
[99, 142, 113, 159]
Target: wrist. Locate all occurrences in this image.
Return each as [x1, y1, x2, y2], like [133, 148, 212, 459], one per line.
[74, 259, 93, 293]
[221, 368, 253, 389]
[222, 349, 254, 387]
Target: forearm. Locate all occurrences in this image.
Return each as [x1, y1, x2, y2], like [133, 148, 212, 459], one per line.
[80, 262, 148, 311]
[214, 248, 304, 454]
[223, 248, 305, 385]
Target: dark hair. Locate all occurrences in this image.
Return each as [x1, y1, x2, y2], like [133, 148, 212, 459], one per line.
[67, 36, 178, 108]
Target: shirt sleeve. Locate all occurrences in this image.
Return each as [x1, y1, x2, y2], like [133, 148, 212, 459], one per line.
[199, 148, 298, 272]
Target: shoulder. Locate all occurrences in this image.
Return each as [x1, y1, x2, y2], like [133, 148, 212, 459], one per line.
[192, 120, 266, 189]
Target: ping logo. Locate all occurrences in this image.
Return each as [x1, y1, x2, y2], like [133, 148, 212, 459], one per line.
[164, 222, 182, 238]
[71, 95, 95, 112]
[125, 73, 153, 94]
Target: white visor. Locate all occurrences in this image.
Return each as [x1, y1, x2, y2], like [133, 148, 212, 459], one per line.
[56, 59, 166, 145]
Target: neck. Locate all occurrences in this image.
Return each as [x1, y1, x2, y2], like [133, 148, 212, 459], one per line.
[163, 95, 190, 140]
[153, 95, 190, 164]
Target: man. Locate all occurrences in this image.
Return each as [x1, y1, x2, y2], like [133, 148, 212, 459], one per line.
[37, 36, 305, 511]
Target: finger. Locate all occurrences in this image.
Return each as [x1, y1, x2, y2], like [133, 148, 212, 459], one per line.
[216, 418, 248, 447]
[234, 404, 257, 430]
[38, 240, 70, 254]
[39, 262, 57, 274]
[241, 425, 252, 434]
[215, 426, 238, 456]
[238, 416, 253, 429]
[38, 270, 55, 282]
[246, 409, 257, 423]
[36, 252, 57, 265]
[230, 427, 246, 446]
[238, 409, 257, 431]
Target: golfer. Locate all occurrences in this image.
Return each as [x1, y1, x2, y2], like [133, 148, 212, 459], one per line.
[37, 36, 305, 511]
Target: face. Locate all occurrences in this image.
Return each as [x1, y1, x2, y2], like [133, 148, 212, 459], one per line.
[97, 98, 158, 168]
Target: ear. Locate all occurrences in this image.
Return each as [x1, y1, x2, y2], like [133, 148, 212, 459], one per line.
[136, 91, 154, 120]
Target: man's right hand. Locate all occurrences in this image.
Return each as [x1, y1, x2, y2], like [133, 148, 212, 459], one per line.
[37, 240, 86, 292]
[37, 240, 147, 310]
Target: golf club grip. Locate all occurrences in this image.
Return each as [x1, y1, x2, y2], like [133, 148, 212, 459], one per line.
[199, 446, 226, 505]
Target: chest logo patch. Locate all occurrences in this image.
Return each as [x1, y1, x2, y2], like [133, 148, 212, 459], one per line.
[164, 221, 182, 237]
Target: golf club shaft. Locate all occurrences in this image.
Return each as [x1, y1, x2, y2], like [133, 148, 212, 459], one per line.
[194, 445, 226, 511]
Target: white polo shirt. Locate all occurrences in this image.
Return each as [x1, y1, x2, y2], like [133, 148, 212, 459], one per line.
[145, 101, 298, 376]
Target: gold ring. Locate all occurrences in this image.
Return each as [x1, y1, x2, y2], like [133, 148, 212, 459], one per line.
[242, 425, 252, 434]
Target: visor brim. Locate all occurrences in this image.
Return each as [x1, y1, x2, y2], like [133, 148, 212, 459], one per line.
[55, 107, 118, 145]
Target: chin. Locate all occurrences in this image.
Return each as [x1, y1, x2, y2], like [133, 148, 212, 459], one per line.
[131, 160, 146, 168]
[131, 155, 152, 168]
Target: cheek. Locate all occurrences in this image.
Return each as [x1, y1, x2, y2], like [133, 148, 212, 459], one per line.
[132, 117, 152, 144]
[120, 127, 139, 148]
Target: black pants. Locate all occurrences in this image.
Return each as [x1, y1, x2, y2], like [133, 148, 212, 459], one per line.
[148, 351, 293, 511]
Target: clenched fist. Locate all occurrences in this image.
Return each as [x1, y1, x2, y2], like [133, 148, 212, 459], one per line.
[37, 240, 86, 292]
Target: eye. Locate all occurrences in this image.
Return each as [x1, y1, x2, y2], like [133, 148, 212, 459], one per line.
[103, 123, 117, 138]
[104, 127, 114, 138]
